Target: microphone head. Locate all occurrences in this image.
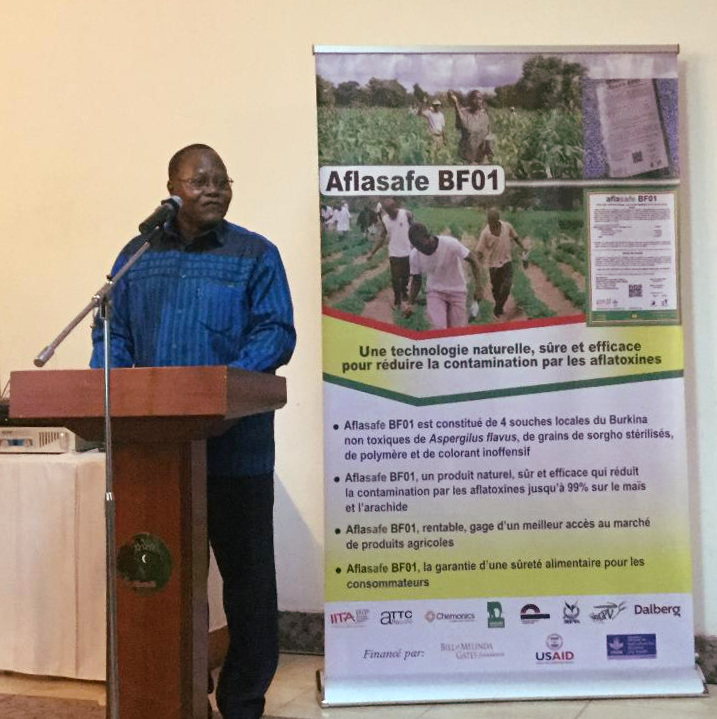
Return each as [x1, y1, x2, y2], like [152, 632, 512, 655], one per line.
[164, 195, 183, 209]
[138, 196, 184, 234]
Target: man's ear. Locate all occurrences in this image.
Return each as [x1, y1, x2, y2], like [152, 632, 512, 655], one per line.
[167, 180, 174, 194]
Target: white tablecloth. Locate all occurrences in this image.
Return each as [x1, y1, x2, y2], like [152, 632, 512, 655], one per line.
[0, 452, 106, 680]
[0, 451, 225, 681]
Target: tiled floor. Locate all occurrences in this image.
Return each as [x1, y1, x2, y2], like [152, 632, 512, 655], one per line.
[0, 654, 714, 718]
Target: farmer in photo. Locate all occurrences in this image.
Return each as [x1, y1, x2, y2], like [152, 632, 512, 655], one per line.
[475, 207, 528, 318]
[321, 203, 334, 230]
[357, 204, 381, 240]
[367, 198, 413, 307]
[403, 223, 481, 330]
[448, 90, 494, 164]
[419, 98, 446, 145]
[333, 201, 351, 236]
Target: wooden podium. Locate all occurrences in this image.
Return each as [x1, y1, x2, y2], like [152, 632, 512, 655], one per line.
[9, 366, 287, 719]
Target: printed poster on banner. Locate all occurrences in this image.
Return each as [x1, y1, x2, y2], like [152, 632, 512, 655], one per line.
[314, 45, 703, 705]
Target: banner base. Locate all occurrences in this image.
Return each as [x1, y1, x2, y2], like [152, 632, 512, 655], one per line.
[318, 667, 707, 707]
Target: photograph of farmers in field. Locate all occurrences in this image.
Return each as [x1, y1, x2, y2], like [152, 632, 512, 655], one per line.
[321, 189, 587, 332]
[317, 53, 584, 179]
[316, 50, 678, 181]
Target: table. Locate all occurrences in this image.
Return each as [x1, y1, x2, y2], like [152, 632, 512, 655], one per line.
[0, 452, 105, 679]
[0, 451, 225, 681]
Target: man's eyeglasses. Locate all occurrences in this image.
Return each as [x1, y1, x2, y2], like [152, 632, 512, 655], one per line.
[176, 176, 234, 192]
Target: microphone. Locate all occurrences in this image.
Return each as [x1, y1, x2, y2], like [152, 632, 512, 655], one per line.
[138, 196, 182, 234]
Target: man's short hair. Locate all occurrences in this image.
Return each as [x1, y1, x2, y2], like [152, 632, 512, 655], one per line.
[168, 143, 216, 179]
[408, 223, 430, 243]
[487, 207, 501, 222]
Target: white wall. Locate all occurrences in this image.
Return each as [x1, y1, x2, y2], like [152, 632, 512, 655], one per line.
[1, 0, 715, 634]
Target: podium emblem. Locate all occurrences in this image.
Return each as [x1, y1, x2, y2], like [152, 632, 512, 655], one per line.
[117, 533, 172, 593]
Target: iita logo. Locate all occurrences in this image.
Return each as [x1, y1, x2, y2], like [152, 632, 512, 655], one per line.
[536, 649, 575, 663]
[329, 609, 370, 627]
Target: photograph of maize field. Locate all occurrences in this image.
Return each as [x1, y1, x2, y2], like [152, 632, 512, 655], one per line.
[317, 105, 583, 180]
[321, 195, 587, 332]
[316, 55, 586, 179]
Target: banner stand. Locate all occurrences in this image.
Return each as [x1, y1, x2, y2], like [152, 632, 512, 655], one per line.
[316, 44, 704, 705]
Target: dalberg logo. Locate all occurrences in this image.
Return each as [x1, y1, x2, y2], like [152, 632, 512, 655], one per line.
[634, 603, 681, 618]
[329, 609, 370, 627]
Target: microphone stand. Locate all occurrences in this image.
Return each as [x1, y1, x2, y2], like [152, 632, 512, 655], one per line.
[34, 226, 162, 719]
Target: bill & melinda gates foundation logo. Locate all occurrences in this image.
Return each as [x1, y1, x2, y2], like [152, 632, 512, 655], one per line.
[440, 641, 504, 660]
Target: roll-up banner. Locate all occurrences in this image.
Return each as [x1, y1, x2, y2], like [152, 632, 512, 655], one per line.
[314, 45, 704, 705]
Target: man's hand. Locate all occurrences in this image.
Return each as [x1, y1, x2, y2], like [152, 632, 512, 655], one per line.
[401, 302, 414, 318]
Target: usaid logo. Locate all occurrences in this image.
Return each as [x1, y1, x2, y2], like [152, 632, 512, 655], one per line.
[536, 649, 575, 663]
[536, 634, 574, 663]
[546, 634, 563, 650]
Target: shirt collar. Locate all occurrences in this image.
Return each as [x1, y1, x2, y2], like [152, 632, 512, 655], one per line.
[158, 219, 227, 251]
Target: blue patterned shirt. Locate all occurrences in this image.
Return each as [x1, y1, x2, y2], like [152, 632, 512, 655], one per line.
[90, 219, 296, 476]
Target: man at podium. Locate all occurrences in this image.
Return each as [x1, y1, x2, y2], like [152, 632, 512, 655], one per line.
[90, 144, 296, 719]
